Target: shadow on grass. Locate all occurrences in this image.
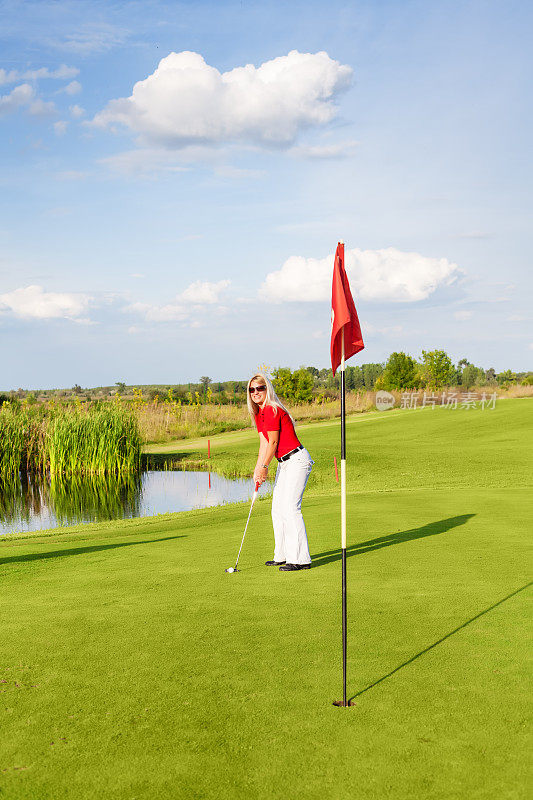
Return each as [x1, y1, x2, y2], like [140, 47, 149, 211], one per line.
[312, 514, 474, 568]
[350, 581, 532, 702]
[0, 535, 186, 566]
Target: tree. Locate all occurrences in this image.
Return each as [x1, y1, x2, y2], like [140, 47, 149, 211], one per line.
[461, 364, 485, 389]
[485, 367, 497, 384]
[199, 376, 212, 394]
[115, 381, 126, 395]
[326, 372, 339, 390]
[345, 365, 364, 390]
[306, 366, 319, 379]
[72, 384, 82, 395]
[496, 369, 516, 385]
[272, 367, 314, 403]
[382, 352, 418, 390]
[362, 363, 385, 389]
[421, 350, 455, 389]
[292, 368, 314, 403]
[272, 368, 294, 400]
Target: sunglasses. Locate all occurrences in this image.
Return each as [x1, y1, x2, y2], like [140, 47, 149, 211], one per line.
[249, 385, 267, 394]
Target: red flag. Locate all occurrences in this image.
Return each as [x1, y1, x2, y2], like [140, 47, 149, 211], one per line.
[330, 242, 364, 374]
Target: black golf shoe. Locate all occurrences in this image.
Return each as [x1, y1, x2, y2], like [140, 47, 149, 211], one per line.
[279, 563, 311, 571]
[265, 560, 286, 566]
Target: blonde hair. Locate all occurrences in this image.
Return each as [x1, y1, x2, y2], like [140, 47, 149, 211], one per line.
[246, 373, 295, 426]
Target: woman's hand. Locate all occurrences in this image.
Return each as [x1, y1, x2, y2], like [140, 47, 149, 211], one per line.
[254, 465, 268, 485]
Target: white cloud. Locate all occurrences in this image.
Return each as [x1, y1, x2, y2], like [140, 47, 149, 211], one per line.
[260, 247, 462, 303]
[177, 279, 230, 304]
[54, 120, 68, 135]
[0, 83, 34, 114]
[0, 285, 91, 320]
[69, 104, 85, 118]
[62, 80, 82, 95]
[126, 279, 231, 322]
[92, 50, 352, 149]
[0, 65, 79, 85]
[454, 310, 473, 321]
[28, 98, 57, 117]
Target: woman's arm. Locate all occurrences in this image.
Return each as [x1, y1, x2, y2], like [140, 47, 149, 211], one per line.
[255, 430, 279, 485]
[253, 432, 269, 483]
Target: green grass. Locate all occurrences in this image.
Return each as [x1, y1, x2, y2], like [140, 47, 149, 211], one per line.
[0, 399, 531, 799]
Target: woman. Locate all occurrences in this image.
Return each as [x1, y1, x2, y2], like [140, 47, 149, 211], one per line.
[247, 373, 314, 571]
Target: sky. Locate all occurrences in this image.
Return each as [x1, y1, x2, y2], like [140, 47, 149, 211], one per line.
[0, 0, 531, 389]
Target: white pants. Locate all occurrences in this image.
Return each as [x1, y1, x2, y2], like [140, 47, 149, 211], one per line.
[271, 447, 314, 565]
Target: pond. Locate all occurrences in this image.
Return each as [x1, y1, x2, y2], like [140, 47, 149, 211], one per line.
[0, 471, 272, 536]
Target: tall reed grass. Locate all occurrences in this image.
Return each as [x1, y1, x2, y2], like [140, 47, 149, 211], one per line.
[0, 402, 141, 479]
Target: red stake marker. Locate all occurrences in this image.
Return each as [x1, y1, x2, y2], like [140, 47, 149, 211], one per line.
[334, 455, 339, 483]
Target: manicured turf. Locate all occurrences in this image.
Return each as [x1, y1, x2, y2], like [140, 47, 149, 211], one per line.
[1, 400, 531, 799]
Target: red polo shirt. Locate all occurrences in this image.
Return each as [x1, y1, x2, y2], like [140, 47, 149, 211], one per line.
[254, 404, 301, 459]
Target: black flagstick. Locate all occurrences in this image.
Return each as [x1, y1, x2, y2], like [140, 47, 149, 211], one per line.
[334, 254, 353, 708]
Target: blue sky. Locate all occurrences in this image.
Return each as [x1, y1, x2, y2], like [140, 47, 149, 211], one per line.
[0, 0, 531, 389]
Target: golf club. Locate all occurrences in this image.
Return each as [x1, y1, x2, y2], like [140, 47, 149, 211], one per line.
[225, 481, 260, 573]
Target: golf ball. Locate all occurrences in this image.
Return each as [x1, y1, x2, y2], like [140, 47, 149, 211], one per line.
[227, 567, 234, 573]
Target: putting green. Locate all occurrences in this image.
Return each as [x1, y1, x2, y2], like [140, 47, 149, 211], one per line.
[1, 400, 531, 799]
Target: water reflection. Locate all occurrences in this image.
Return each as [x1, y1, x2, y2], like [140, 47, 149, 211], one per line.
[0, 471, 271, 535]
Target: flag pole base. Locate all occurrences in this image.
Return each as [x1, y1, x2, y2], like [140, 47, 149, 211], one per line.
[332, 700, 355, 707]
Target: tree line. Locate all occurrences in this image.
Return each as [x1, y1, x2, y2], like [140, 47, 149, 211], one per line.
[269, 351, 532, 402]
[4, 350, 530, 408]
